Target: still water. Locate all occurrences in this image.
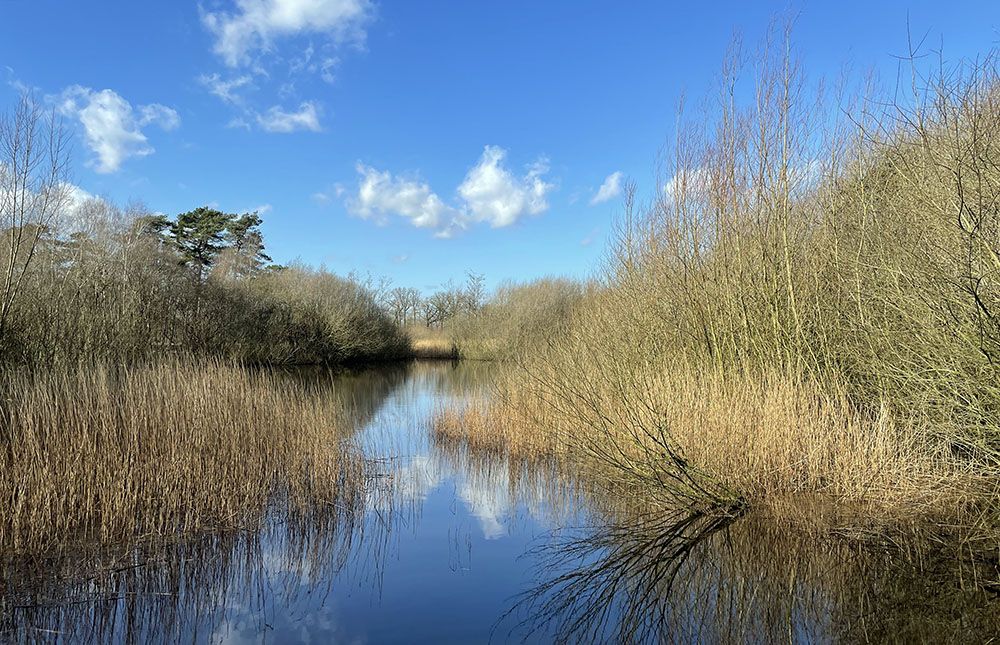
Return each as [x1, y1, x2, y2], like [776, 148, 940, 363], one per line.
[3, 361, 998, 643]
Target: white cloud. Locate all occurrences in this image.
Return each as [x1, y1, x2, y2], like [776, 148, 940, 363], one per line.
[138, 104, 181, 131]
[662, 165, 710, 200]
[202, 0, 373, 68]
[199, 73, 254, 104]
[288, 45, 339, 82]
[590, 170, 623, 205]
[320, 57, 338, 83]
[256, 101, 322, 132]
[226, 116, 253, 130]
[342, 146, 555, 237]
[348, 164, 457, 229]
[57, 86, 180, 174]
[457, 145, 553, 228]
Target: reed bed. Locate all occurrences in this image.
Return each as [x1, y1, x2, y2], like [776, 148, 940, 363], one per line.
[410, 337, 458, 360]
[437, 324, 992, 527]
[0, 360, 365, 555]
[433, 403, 554, 462]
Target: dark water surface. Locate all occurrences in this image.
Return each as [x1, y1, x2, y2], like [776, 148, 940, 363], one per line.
[2, 361, 998, 643]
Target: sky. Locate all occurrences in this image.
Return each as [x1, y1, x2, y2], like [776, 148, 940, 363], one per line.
[1, 1, 998, 292]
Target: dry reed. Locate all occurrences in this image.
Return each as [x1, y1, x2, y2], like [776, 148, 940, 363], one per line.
[0, 359, 365, 555]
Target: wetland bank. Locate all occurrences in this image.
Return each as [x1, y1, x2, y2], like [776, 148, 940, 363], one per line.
[2, 17, 1000, 645]
[3, 362, 998, 643]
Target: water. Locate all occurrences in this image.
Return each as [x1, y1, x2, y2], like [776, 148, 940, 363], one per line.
[2, 361, 998, 643]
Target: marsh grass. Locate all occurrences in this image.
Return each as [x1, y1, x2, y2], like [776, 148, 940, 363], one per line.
[411, 337, 458, 360]
[436, 361, 989, 529]
[0, 359, 366, 555]
[406, 326, 458, 359]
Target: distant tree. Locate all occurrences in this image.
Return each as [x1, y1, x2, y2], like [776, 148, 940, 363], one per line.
[387, 286, 424, 325]
[216, 211, 272, 279]
[143, 207, 272, 282]
[461, 271, 486, 313]
[0, 93, 71, 341]
[170, 207, 233, 283]
[401, 287, 422, 325]
[136, 213, 172, 238]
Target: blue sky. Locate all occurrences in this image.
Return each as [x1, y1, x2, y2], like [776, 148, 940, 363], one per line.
[2, 1, 998, 291]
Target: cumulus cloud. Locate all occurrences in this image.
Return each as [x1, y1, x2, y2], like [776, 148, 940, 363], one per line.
[202, 0, 373, 68]
[256, 101, 321, 132]
[457, 146, 553, 228]
[590, 170, 623, 205]
[57, 86, 179, 173]
[342, 145, 554, 237]
[348, 164, 457, 229]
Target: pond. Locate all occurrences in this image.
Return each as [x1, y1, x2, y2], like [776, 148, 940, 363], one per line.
[2, 361, 998, 643]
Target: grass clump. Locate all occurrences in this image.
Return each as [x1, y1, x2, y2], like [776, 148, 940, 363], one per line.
[0, 359, 365, 555]
[407, 325, 459, 359]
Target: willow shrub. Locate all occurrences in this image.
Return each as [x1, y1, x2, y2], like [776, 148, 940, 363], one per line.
[454, 38, 1000, 521]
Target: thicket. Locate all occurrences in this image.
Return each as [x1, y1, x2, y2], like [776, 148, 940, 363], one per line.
[444, 33, 1000, 527]
[0, 166, 408, 365]
[448, 277, 587, 359]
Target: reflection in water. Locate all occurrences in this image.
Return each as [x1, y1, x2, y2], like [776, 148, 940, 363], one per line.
[1, 506, 364, 643]
[502, 510, 737, 644]
[2, 361, 997, 643]
[506, 511, 1000, 644]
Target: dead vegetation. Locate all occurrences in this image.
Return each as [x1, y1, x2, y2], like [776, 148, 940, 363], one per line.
[0, 359, 366, 555]
[432, 31, 1000, 533]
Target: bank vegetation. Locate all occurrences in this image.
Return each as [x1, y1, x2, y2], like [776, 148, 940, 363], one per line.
[436, 32, 1000, 537]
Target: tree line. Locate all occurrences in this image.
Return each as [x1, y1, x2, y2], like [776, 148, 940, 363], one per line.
[0, 95, 414, 365]
[1, 92, 581, 367]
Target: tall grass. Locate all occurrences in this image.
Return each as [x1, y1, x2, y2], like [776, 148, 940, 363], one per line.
[0, 360, 366, 555]
[436, 33, 1000, 528]
[406, 325, 459, 359]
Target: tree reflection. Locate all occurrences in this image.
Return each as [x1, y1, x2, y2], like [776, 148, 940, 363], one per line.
[504, 510, 1000, 644]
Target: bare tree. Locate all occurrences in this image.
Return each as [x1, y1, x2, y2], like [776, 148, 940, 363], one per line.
[386, 286, 423, 325]
[462, 270, 486, 313]
[0, 93, 71, 341]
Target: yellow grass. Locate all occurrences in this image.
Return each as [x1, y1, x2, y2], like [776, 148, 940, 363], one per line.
[0, 360, 365, 555]
[406, 325, 458, 359]
[411, 337, 458, 359]
[434, 365, 989, 526]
